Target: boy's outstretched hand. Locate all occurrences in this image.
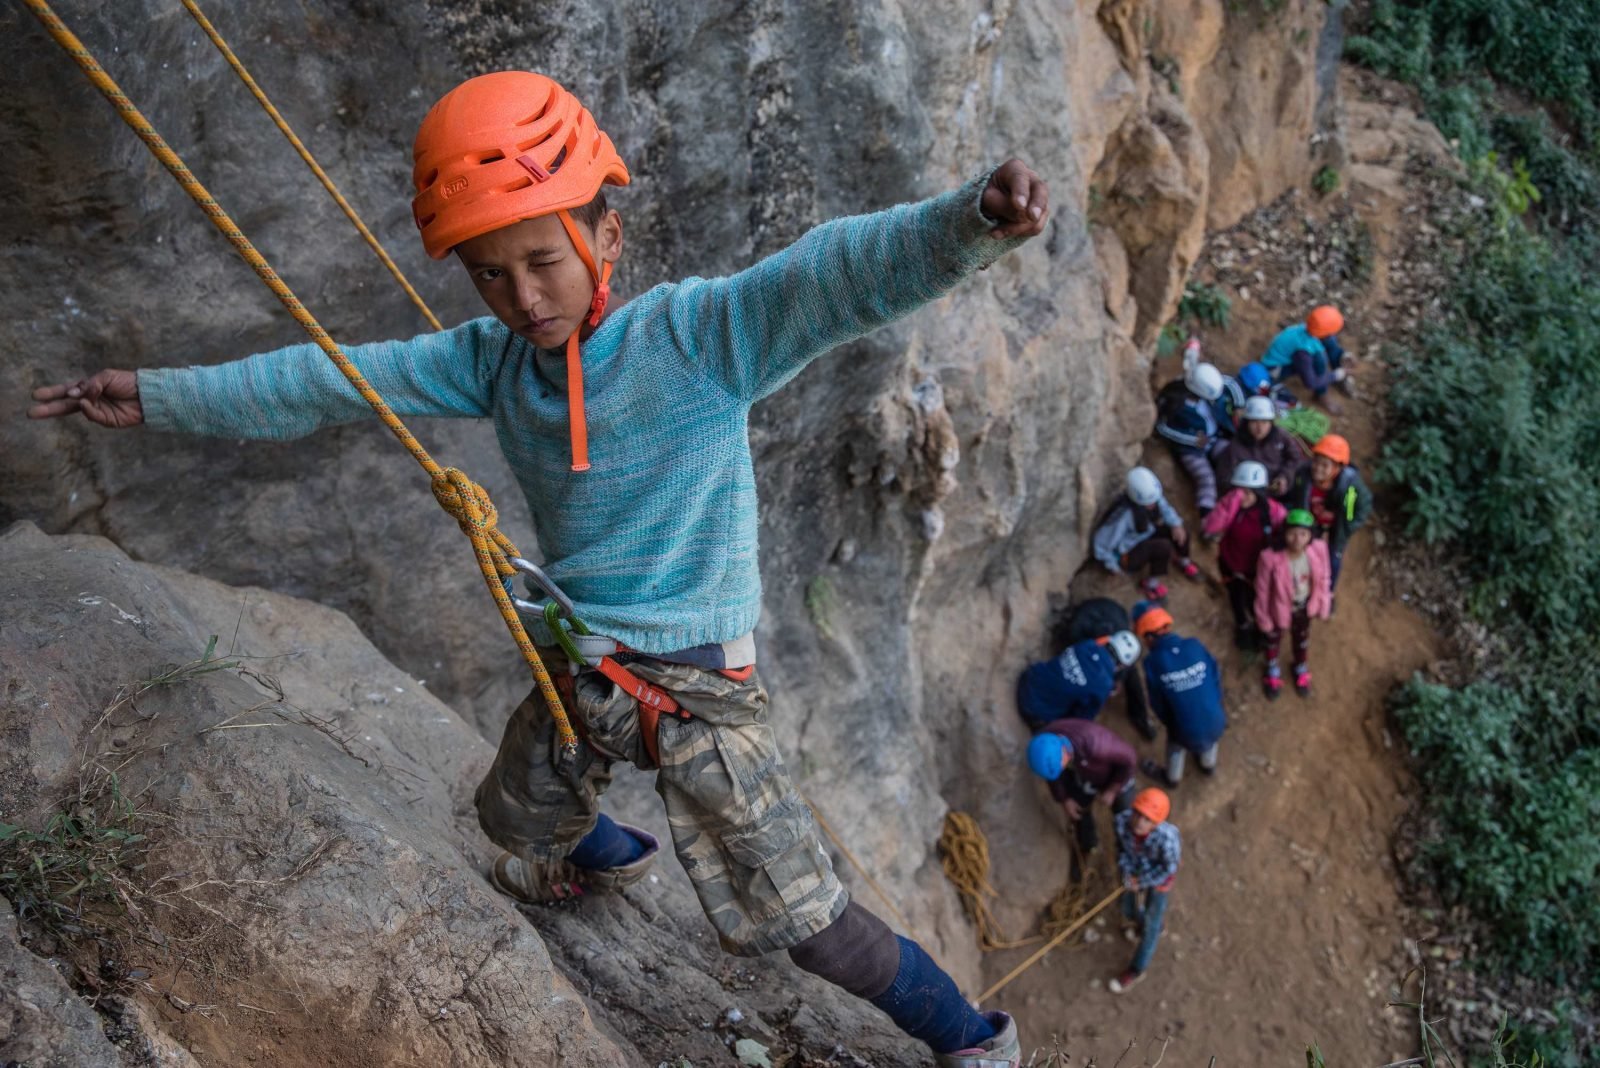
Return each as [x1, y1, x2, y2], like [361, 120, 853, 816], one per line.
[29, 369, 143, 428]
[981, 159, 1049, 239]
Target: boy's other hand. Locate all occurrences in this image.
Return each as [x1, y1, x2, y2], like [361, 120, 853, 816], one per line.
[29, 369, 143, 428]
[981, 159, 1049, 239]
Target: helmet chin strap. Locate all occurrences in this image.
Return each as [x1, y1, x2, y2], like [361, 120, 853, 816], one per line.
[554, 209, 613, 474]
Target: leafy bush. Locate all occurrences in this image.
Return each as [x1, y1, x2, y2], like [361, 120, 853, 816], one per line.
[1312, 166, 1341, 196]
[1380, 224, 1600, 631]
[1391, 674, 1600, 989]
[1349, 0, 1600, 144]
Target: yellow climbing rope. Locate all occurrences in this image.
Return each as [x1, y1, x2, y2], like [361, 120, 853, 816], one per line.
[23, 0, 577, 758]
[939, 811, 1040, 951]
[177, 0, 443, 333]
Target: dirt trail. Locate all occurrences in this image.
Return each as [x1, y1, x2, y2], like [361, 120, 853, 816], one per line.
[982, 71, 1457, 1065]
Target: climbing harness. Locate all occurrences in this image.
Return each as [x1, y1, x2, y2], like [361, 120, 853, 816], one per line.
[176, 0, 442, 332]
[514, 558, 693, 769]
[21, 0, 580, 762]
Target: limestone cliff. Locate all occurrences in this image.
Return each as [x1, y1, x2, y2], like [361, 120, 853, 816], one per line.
[0, 1, 1337, 1062]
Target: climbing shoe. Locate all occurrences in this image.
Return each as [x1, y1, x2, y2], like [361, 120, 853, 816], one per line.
[1176, 557, 1201, 581]
[490, 824, 659, 905]
[1108, 969, 1146, 994]
[933, 1011, 1020, 1068]
[1262, 664, 1283, 701]
[1141, 577, 1168, 602]
[1294, 666, 1312, 698]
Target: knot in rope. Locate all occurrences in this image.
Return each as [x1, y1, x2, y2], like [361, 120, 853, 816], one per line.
[431, 467, 497, 535]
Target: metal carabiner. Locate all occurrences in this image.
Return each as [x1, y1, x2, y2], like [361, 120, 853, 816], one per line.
[508, 556, 577, 619]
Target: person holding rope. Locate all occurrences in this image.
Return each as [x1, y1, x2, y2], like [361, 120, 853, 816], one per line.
[27, 71, 1047, 1067]
[1108, 787, 1180, 994]
[1026, 719, 1138, 859]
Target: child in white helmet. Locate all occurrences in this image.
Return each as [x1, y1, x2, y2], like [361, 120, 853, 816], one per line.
[1092, 467, 1198, 602]
[1155, 359, 1234, 516]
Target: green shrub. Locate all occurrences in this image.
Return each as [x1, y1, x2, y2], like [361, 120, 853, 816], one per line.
[1380, 224, 1600, 632]
[1392, 675, 1600, 989]
[1312, 166, 1341, 196]
[1176, 281, 1232, 329]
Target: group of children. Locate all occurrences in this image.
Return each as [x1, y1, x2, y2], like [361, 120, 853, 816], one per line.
[1018, 307, 1374, 992]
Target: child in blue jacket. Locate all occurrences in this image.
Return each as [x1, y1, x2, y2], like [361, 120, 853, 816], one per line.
[28, 70, 1048, 1068]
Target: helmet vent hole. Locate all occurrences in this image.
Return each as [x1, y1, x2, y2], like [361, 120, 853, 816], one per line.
[547, 145, 568, 174]
[419, 168, 439, 189]
[416, 212, 436, 227]
[477, 151, 505, 164]
[497, 176, 533, 194]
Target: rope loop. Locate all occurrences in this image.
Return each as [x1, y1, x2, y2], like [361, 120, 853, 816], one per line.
[431, 467, 496, 534]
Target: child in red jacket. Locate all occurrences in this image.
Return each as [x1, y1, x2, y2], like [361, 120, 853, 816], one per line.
[1202, 461, 1286, 649]
[1253, 510, 1333, 699]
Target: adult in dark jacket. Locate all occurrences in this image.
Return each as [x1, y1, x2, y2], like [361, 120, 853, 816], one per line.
[1134, 606, 1227, 787]
[1058, 597, 1159, 741]
[1026, 721, 1138, 855]
[1214, 396, 1300, 497]
[1288, 433, 1373, 593]
[1015, 633, 1141, 728]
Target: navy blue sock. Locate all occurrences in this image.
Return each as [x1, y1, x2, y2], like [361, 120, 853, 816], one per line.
[868, 936, 996, 1054]
[565, 814, 646, 870]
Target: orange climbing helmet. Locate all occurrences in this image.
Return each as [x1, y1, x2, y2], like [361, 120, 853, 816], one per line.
[412, 72, 630, 473]
[1131, 788, 1171, 824]
[1306, 305, 1344, 339]
[1133, 605, 1174, 640]
[411, 71, 630, 259]
[1312, 433, 1351, 465]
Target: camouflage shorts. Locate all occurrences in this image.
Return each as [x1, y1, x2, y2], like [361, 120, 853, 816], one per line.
[474, 655, 848, 956]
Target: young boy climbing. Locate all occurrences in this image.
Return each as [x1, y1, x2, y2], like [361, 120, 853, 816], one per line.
[1108, 787, 1180, 994]
[1092, 466, 1199, 603]
[27, 71, 1049, 1066]
[1254, 509, 1334, 699]
[1133, 605, 1227, 788]
[1202, 460, 1287, 649]
[1288, 433, 1373, 596]
[1015, 631, 1141, 729]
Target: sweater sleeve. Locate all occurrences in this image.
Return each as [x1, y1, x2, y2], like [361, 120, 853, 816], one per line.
[664, 171, 1025, 403]
[137, 317, 508, 440]
[1203, 489, 1242, 537]
[1092, 511, 1128, 572]
[1158, 496, 1184, 530]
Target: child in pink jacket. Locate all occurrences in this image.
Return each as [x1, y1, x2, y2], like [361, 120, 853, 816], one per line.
[1253, 509, 1332, 699]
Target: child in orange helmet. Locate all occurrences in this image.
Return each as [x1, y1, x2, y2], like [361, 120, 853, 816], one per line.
[1108, 787, 1180, 993]
[1261, 305, 1353, 414]
[30, 71, 1045, 1067]
[1288, 433, 1373, 596]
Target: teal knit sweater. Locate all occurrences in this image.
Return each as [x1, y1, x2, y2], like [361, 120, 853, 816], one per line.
[139, 174, 1022, 654]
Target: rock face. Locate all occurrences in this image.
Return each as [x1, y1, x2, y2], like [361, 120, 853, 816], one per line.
[0, 0, 1338, 1059]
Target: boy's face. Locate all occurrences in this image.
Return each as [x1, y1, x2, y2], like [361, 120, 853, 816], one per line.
[1133, 815, 1156, 836]
[455, 210, 624, 349]
[1311, 455, 1340, 485]
[1247, 418, 1272, 441]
